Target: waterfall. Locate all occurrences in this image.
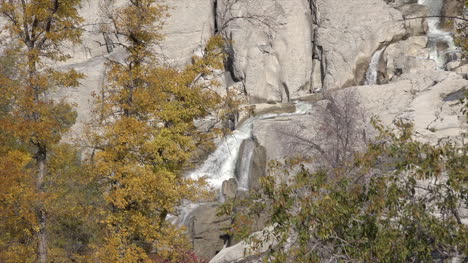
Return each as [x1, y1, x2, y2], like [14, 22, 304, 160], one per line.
[418, 0, 458, 68]
[188, 101, 313, 190]
[188, 119, 253, 189]
[175, 102, 313, 227]
[365, 48, 384, 85]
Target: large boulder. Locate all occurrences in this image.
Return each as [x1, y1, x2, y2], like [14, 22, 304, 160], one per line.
[380, 36, 437, 83]
[186, 203, 232, 261]
[210, 226, 278, 263]
[217, 0, 313, 103]
[235, 139, 267, 191]
[222, 178, 238, 200]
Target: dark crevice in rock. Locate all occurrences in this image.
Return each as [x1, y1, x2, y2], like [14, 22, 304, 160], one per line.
[213, 0, 219, 34]
[308, 0, 319, 24]
[309, 0, 325, 93]
[282, 82, 290, 102]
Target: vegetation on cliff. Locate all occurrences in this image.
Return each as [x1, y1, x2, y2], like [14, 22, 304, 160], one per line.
[231, 93, 467, 262]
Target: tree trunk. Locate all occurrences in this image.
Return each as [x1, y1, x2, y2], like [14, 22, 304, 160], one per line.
[37, 153, 47, 263]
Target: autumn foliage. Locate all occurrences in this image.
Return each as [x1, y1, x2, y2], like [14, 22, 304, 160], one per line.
[0, 0, 228, 262]
[83, 1, 227, 262]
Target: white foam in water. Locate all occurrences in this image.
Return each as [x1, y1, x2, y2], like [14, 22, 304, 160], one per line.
[188, 101, 313, 190]
[365, 48, 384, 85]
[418, 0, 459, 68]
[177, 203, 201, 226]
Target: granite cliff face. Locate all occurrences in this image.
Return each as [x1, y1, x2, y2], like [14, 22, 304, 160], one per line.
[37, 0, 467, 261]
[59, 0, 465, 132]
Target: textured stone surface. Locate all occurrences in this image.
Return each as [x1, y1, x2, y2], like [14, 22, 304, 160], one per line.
[380, 36, 437, 82]
[252, 113, 315, 162]
[210, 226, 277, 263]
[186, 203, 232, 261]
[351, 71, 468, 144]
[218, 0, 313, 103]
[315, 0, 406, 90]
[396, 4, 429, 36]
[158, 0, 215, 66]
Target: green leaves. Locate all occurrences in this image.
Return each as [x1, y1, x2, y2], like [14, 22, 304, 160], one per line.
[239, 120, 467, 262]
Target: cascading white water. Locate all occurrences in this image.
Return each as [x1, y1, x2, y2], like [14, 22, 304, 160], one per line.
[176, 102, 313, 226]
[188, 120, 252, 189]
[418, 0, 458, 68]
[365, 48, 384, 85]
[188, 101, 313, 190]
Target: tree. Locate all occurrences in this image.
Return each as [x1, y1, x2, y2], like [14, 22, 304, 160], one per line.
[0, 1, 84, 261]
[237, 118, 467, 262]
[279, 89, 368, 171]
[227, 88, 468, 262]
[89, 0, 227, 261]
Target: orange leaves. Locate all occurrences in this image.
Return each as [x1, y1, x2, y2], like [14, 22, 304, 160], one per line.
[0, 149, 38, 261]
[0, 1, 85, 261]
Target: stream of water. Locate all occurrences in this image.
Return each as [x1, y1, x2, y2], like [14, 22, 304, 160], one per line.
[418, 0, 458, 68]
[175, 101, 313, 226]
[188, 101, 313, 190]
[365, 48, 384, 85]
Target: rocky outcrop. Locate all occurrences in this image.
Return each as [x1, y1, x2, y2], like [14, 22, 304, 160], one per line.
[217, 0, 313, 103]
[353, 71, 468, 144]
[235, 138, 267, 190]
[379, 36, 437, 83]
[315, 0, 406, 90]
[209, 226, 278, 263]
[186, 203, 232, 261]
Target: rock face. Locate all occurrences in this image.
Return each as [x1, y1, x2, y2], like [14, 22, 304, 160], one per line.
[51, 0, 441, 133]
[158, 0, 216, 66]
[217, 0, 313, 103]
[380, 36, 436, 83]
[314, 0, 406, 90]
[186, 203, 232, 261]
